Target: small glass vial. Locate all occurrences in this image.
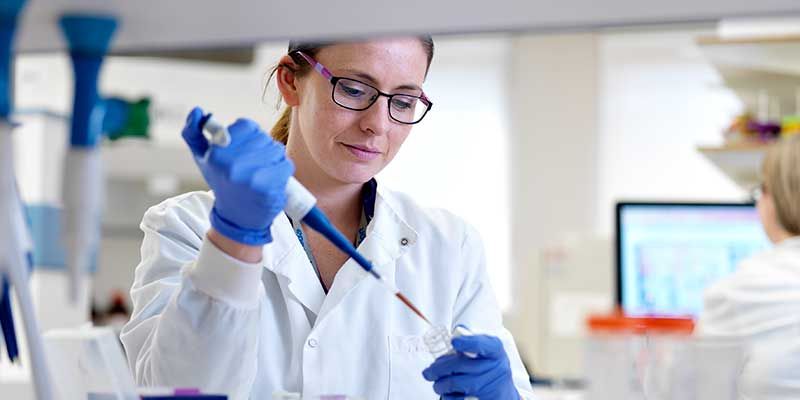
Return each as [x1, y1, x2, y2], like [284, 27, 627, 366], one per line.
[423, 325, 454, 358]
[424, 325, 475, 359]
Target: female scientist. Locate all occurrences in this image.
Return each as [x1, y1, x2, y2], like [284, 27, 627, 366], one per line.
[120, 37, 534, 399]
[698, 135, 800, 396]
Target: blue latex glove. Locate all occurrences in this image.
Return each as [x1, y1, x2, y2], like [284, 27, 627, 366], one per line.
[423, 334, 521, 400]
[182, 106, 294, 245]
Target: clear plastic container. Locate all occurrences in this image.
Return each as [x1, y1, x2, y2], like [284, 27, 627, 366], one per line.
[584, 312, 745, 400]
[662, 336, 745, 400]
[583, 312, 694, 400]
[43, 326, 139, 400]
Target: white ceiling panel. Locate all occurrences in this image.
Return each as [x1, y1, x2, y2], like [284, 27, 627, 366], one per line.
[12, 0, 800, 53]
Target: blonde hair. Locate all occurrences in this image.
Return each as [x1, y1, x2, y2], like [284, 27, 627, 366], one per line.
[271, 107, 292, 145]
[265, 52, 315, 145]
[762, 135, 800, 235]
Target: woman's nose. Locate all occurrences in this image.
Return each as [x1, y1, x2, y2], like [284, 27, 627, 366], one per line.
[359, 97, 393, 136]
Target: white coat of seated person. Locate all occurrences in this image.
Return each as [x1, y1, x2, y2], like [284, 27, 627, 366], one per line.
[696, 135, 800, 400]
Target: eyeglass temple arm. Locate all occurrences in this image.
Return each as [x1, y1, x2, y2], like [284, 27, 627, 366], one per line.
[294, 51, 334, 82]
[420, 92, 432, 106]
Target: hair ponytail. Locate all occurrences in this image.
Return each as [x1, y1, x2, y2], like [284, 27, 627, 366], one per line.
[271, 107, 291, 145]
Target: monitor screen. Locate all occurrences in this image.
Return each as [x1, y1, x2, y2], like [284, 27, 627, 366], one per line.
[616, 202, 770, 318]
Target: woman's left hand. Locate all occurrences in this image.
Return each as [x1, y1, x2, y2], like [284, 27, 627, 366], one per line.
[422, 334, 521, 400]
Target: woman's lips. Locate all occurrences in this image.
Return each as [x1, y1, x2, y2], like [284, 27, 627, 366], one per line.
[342, 143, 381, 161]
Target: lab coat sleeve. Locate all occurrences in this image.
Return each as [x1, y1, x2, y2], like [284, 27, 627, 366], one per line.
[696, 273, 749, 337]
[120, 194, 265, 400]
[696, 253, 800, 338]
[451, 224, 536, 400]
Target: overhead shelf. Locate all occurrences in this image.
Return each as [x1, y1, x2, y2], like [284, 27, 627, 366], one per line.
[696, 32, 798, 189]
[697, 35, 800, 115]
[697, 34, 800, 75]
[697, 144, 770, 189]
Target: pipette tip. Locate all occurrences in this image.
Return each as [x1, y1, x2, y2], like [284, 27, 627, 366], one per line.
[396, 292, 433, 327]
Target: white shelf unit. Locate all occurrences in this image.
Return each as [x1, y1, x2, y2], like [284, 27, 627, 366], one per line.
[697, 144, 769, 189]
[695, 34, 800, 189]
[697, 35, 800, 118]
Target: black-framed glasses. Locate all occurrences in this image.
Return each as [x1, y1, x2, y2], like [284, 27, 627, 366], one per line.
[292, 51, 433, 125]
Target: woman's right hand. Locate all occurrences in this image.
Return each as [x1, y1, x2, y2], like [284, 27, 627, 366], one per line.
[182, 106, 294, 248]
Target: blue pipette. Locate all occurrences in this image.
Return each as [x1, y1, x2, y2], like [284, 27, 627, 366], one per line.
[200, 115, 432, 325]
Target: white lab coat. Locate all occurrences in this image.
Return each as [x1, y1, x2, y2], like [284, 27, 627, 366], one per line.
[120, 186, 535, 400]
[696, 236, 800, 399]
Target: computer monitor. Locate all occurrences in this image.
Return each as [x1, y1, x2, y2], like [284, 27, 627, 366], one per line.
[616, 202, 770, 318]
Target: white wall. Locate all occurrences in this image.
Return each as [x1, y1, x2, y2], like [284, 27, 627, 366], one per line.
[595, 29, 746, 234]
[378, 35, 513, 309]
[505, 33, 602, 373]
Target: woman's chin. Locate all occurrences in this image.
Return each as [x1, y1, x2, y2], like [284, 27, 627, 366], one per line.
[330, 164, 381, 185]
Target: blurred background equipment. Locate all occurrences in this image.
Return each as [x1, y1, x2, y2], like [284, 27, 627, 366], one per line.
[615, 202, 769, 318]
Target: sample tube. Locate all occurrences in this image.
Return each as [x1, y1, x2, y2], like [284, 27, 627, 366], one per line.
[424, 325, 476, 359]
[424, 325, 455, 359]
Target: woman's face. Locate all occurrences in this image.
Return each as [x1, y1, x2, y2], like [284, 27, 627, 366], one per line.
[288, 38, 429, 184]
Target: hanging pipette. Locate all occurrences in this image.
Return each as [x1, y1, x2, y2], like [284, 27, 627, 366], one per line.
[200, 114, 432, 326]
[60, 14, 118, 304]
[0, 1, 55, 398]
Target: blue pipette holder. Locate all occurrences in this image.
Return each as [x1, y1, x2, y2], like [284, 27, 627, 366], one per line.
[60, 15, 118, 147]
[0, 0, 26, 364]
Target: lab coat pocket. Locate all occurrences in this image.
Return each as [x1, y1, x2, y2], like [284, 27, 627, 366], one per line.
[388, 335, 437, 400]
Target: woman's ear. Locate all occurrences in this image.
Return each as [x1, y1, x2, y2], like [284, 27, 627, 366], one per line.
[276, 54, 301, 107]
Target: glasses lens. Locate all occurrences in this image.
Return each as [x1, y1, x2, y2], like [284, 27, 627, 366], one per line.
[389, 95, 428, 124]
[750, 185, 763, 202]
[333, 79, 378, 110]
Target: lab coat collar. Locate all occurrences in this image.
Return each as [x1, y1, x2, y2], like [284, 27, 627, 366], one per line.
[264, 214, 326, 316]
[365, 184, 420, 271]
[777, 235, 800, 249]
[262, 185, 419, 325]
[316, 187, 419, 322]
